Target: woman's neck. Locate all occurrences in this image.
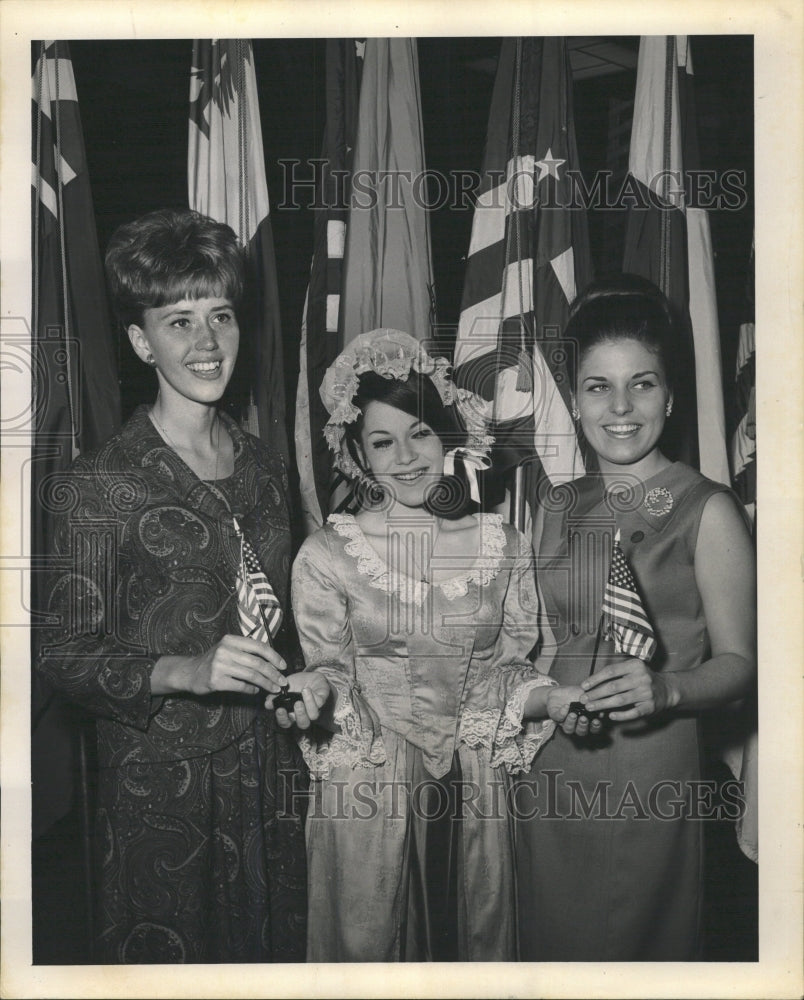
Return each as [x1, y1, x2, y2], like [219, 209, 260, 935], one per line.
[597, 450, 672, 488]
[150, 394, 219, 452]
[360, 500, 439, 531]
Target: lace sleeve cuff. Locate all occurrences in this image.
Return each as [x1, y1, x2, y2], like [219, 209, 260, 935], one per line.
[297, 678, 386, 780]
[460, 673, 557, 775]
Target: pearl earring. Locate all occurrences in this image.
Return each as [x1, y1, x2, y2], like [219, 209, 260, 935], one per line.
[146, 354, 156, 366]
[665, 402, 673, 417]
[571, 407, 579, 421]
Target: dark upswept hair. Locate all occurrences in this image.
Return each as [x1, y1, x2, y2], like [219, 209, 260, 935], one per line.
[565, 273, 679, 391]
[344, 370, 477, 519]
[104, 208, 245, 329]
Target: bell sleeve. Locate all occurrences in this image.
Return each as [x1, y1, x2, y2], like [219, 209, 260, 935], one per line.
[291, 530, 386, 779]
[35, 463, 160, 731]
[459, 525, 556, 773]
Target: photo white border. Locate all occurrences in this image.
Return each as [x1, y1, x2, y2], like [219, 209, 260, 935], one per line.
[2, 1, 801, 997]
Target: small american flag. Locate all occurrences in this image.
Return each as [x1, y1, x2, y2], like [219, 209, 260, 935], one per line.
[233, 517, 282, 644]
[601, 530, 657, 662]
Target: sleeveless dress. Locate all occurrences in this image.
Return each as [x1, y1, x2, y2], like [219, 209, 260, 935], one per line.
[291, 513, 556, 962]
[515, 462, 733, 961]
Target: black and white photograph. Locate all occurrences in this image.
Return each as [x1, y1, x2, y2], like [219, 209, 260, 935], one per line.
[1, 1, 801, 998]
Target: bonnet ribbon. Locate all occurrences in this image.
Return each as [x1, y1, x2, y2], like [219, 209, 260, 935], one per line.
[443, 447, 492, 504]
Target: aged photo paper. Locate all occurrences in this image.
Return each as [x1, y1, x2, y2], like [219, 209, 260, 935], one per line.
[1, 0, 801, 997]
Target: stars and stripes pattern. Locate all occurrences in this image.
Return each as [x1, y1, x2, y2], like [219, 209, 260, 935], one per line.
[234, 517, 282, 644]
[601, 530, 657, 662]
[454, 37, 591, 491]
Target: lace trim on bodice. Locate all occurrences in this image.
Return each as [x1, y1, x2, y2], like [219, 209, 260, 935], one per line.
[328, 512, 508, 606]
[460, 674, 557, 774]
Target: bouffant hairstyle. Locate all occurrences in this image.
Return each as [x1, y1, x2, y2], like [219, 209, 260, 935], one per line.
[104, 208, 245, 329]
[565, 273, 678, 391]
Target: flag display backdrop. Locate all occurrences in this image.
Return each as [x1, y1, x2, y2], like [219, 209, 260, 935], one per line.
[296, 37, 434, 530]
[731, 237, 756, 519]
[339, 38, 434, 344]
[295, 40, 363, 532]
[623, 36, 730, 484]
[31, 40, 121, 836]
[188, 39, 288, 462]
[454, 37, 592, 506]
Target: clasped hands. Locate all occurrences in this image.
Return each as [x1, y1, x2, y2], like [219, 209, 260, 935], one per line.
[174, 635, 330, 730]
[548, 657, 679, 736]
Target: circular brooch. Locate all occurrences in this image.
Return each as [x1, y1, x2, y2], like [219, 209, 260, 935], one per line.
[644, 486, 674, 517]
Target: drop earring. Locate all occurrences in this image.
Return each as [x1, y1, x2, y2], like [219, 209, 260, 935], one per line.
[665, 402, 673, 417]
[571, 407, 579, 421]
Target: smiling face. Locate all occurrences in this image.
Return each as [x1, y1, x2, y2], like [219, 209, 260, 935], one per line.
[359, 400, 446, 508]
[575, 337, 672, 477]
[128, 296, 239, 408]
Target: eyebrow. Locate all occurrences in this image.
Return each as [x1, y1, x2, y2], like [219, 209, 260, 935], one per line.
[366, 417, 423, 436]
[158, 301, 233, 316]
[582, 370, 659, 382]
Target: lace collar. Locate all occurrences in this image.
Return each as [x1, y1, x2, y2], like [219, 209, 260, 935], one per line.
[328, 512, 507, 606]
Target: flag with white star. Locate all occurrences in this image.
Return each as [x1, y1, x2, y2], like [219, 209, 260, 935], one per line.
[233, 517, 283, 643]
[602, 531, 657, 662]
[454, 37, 591, 499]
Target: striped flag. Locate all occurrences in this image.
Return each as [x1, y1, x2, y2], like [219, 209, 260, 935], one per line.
[188, 40, 288, 462]
[233, 518, 282, 643]
[602, 531, 657, 662]
[339, 37, 434, 342]
[295, 40, 363, 532]
[31, 40, 121, 836]
[454, 37, 591, 494]
[730, 238, 756, 520]
[623, 36, 729, 484]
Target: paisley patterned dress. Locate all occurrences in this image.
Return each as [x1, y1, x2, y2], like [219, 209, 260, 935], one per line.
[291, 513, 556, 962]
[37, 406, 307, 963]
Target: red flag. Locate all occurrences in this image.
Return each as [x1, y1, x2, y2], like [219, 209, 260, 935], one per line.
[623, 36, 729, 484]
[31, 39, 121, 835]
[188, 39, 288, 461]
[454, 38, 591, 496]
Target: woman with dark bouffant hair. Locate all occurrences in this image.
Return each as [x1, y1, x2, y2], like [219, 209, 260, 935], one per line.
[275, 328, 590, 962]
[515, 274, 756, 961]
[37, 208, 307, 963]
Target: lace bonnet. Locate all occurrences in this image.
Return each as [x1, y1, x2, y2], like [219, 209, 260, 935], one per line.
[319, 328, 493, 496]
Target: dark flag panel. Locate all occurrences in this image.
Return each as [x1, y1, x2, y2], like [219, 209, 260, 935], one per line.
[454, 37, 592, 514]
[730, 237, 756, 517]
[295, 40, 363, 531]
[623, 36, 729, 483]
[31, 40, 122, 837]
